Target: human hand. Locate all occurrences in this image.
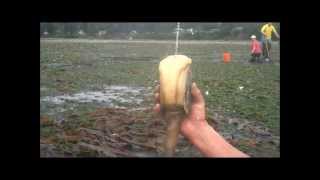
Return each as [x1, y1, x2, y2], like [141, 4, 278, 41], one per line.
[153, 82, 209, 138]
[153, 82, 249, 157]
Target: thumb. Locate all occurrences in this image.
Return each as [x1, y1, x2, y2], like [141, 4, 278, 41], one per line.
[188, 82, 206, 121]
[191, 82, 205, 106]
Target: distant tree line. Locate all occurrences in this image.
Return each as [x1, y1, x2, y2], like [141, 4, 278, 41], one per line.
[40, 23, 280, 40]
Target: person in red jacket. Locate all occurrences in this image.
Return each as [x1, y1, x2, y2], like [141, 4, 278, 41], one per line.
[249, 35, 262, 63]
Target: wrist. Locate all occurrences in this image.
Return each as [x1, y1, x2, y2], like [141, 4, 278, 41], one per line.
[189, 124, 222, 156]
[181, 119, 208, 139]
[185, 122, 249, 157]
[183, 121, 215, 151]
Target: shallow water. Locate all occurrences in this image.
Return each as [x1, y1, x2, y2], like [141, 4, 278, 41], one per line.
[41, 85, 149, 107]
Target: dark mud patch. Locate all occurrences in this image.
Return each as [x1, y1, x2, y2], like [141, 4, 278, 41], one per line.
[40, 106, 278, 157]
[41, 107, 214, 157]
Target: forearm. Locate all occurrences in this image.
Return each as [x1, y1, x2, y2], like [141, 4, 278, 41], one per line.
[186, 123, 249, 157]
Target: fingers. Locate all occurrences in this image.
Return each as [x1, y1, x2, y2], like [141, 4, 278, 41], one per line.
[153, 83, 206, 117]
[153, 103, 161, 114]
[154, 92, 160, 104]
[153, 85, 161, 114]
[154, 85, 160, 94]
[189, 82, 206, 121]
[191, 82, 205, 106]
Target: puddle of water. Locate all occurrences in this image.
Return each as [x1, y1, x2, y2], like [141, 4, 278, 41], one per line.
[40, 87, 48, 92]
[41, 85, 149, 108]
[44, 63, 74, 70]
[45, 63, 65, 67]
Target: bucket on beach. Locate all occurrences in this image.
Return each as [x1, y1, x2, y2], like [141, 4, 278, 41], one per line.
[223, 52, 231, 63]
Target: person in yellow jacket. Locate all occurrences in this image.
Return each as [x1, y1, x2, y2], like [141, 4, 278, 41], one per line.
[261, 23, 280, 61]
